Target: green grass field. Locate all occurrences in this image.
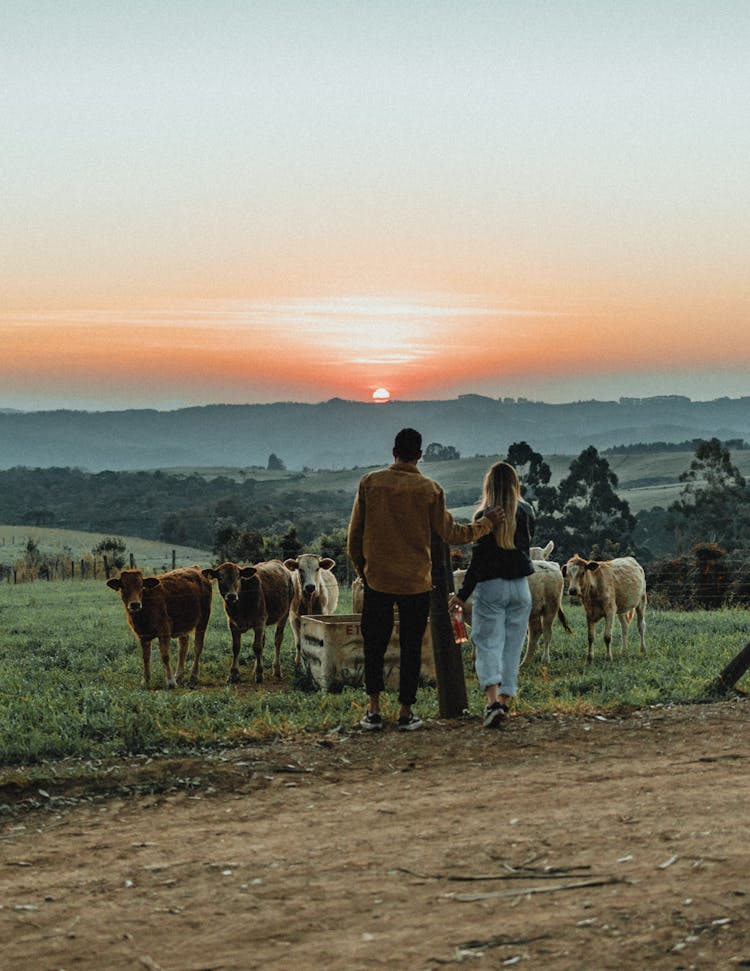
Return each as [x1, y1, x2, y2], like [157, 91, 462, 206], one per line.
[1, 577, 747, 765]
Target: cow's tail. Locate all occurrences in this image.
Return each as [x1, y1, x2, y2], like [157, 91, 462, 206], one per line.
[557, 606, 574, 635]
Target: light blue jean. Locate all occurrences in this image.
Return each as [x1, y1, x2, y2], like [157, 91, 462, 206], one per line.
[472, 576, 532, 696]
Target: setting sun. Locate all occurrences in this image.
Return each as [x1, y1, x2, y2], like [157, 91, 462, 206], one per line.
[372, 387, 391, 403]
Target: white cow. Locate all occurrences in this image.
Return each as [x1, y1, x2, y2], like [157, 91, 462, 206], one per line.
[453, 539, 572, 664]
[284, 554, 340, 663]
[522, 560, 573, 665]
[530, 541, 555, 561]
[452, 537, 556, 623]
[562, 554, 647, 663]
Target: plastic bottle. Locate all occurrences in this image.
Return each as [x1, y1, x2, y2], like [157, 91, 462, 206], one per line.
[451, 603, 468, 644]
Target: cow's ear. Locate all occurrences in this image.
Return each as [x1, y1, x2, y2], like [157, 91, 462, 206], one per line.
[106, 578, 121, 590]
[283, 559, 299, 571]
[561, 564, 567, 576]
[144, 577, 161, 588]
[587, 562, 600, 572]
[201, 568, 216, 580]
[319, 558, 335, 571]
[240, 566, 258, 579]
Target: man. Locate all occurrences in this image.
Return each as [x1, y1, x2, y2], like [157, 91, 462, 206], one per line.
[347, 427, 502, 731]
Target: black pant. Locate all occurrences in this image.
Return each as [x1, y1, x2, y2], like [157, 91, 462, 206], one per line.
[361, 584, 430, 706]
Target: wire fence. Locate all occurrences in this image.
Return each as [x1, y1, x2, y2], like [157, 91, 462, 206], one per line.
[0, 547, 359, 587]
[5, 539, 750, 612]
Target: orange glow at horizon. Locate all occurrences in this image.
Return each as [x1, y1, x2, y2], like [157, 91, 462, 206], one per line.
[3, 290, 750, 408]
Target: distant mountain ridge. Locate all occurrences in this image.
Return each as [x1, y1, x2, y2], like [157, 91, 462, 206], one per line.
[1, 395, 749, 472]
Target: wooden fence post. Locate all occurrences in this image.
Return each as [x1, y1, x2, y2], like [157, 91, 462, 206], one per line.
[706, 642, 750, 696]
[429, 534, 468, 718]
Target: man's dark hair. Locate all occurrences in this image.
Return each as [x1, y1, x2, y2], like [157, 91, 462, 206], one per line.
[393, 427, 422, 462]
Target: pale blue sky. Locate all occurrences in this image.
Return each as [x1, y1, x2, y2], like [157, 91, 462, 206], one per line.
[2, 1, 749, 409]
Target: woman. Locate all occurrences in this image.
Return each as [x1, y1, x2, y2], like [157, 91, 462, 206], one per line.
[449, 461, 534, 728]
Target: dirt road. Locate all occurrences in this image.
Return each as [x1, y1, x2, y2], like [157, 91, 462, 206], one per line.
[2, 699, 750, 970]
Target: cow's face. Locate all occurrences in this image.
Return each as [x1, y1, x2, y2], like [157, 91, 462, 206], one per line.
[285, 554, 335, 601]
[202, 562, 257, 603]
[562, 556, 593, 598]
[106, 570, 160, 612]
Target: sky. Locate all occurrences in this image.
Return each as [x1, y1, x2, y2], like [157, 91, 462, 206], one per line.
[2, 0, 749, 411]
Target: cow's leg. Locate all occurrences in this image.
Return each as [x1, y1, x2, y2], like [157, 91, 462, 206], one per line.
[176, 634, 189, 684]
[228, 627, 242, 684]
[140, 638, 152, 688]
[541, 608, 555, 665]
[636, 603, 647, 654]
[524, 616, 542, 665]
[602, 613, 614, 661]
[272, 621, 284, 679]
[252, 627, 265, 684]
[291, 612, 301, 664]
[189, 625, 207, 687]
[587, 619, 596, 664]
[618, 613, 630, 655]
[158, 635, 176, 688]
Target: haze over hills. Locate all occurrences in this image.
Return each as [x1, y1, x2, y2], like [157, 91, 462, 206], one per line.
[1, 395, 749, 472]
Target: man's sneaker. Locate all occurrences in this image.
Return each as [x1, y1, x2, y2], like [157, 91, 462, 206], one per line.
[397, 713, 423, 732]
[483, 701, 509, 728]
[360, 710, 384, 731]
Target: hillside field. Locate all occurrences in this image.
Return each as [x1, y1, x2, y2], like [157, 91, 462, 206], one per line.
[161, 446, 750, 515]
[0, 524, 210, 572]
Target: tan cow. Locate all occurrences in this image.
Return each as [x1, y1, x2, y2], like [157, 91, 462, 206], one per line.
[106, 566, 213, 689]
[562, 554, 647, 663]
[202, 560, 293, 684]
[284, 554, 340, 663]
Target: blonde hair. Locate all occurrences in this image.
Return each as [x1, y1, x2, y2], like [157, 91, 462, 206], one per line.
[477, 461, 520, 549]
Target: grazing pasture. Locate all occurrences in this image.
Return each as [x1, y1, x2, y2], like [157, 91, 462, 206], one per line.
[0, 578, 748, 763]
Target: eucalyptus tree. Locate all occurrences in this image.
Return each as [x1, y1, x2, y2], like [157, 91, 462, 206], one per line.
[554, 446, 635, 560]
[669, 438, 750, 552]
[505, 441, 556, 513]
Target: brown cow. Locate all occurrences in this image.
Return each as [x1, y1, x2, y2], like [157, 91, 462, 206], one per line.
[562, 554, 647, 663]
[106, 566, 213, 688]
[284, 554, 340, 663]
[202, 560, 293, 684]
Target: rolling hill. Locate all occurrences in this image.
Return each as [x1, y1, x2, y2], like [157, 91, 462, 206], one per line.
[1, 395, 749, 472]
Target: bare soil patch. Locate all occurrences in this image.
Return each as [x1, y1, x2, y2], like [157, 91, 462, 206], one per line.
[2, 699, 750, 970]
